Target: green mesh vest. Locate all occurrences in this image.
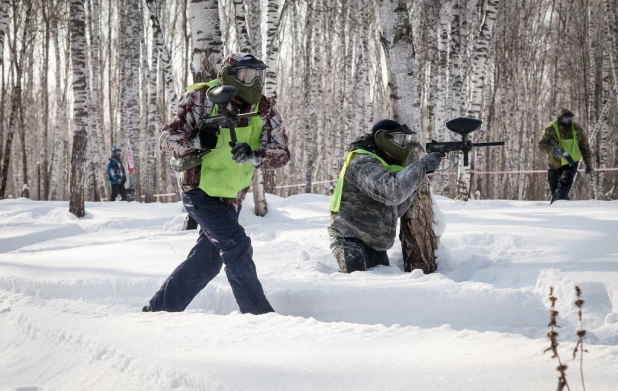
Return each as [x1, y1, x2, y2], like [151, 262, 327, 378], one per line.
[329, 149, 404, 212]
[551, 120, 583, 166]
[189, 80, 263, 198]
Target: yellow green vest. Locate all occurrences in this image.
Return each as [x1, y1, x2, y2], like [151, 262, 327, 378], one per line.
[329, 149, 404, 212]
[551, 120, 583, 166]
[191, 80, 263, 198]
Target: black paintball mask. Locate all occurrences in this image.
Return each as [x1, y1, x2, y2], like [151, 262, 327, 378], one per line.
[559, 114, 574, 127]
[372, 119, 416, 165]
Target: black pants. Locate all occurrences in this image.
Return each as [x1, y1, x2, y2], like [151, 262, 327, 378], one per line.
[111, 183, 127, 201]
[330, 237, 390, 273]
[548, 163, 578, 204]
[148, 188, 274, 314]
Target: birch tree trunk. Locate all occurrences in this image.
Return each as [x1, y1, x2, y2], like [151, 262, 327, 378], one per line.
[0, 2, 30, 199]
[552, 1, 570, 115]
[356, 0, 370, 138]
[144, 23, 159, 203]
[586, 0, 598, 200]
[457, 0, 501, 200]
[190, 0, 223, 82]
[40, 0, 51, 199]
[244, 0, 261, 55]
[87, 0, 106, 201]
[252, 0, 281, 216]
[234, 0, 250, 53]
[304, 3, 315, 194]
[0, 0, 8, 66]
[379, 0, 437, 273]
[69, 0, 90, 217]
[146, 0, 178, 118]
[49, 3, 68, 201]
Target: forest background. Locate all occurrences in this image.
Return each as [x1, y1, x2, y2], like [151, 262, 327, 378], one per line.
[0, 0, 617, 206]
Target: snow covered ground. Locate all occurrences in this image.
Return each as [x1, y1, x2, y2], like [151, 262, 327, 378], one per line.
[1, 194, 617, 391]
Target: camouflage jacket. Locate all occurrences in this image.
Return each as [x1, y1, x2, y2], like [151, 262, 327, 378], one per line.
[159, 83, 290, 209]
[328, 153, 426, 252]
[538, 121, 593, 169]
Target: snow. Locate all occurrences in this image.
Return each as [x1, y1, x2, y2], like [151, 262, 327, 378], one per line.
[1, 195, 618, 390]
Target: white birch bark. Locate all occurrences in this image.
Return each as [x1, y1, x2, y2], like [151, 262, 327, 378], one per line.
[145, 0, 178, 118]
[356, 0, 370, 138]
[244, 0, 261, 55]
[69, 0, 90, 217]
[605, 0, 618, 94]
[0, 2, 30, 199]
[49, 2, 68, 201]
[0, 0, 8, 66]
[552, 1, 570, 115]
[262, 0, 280, 99]
[88, 0, 107, 201]
[435, 4, 449, 135]
[378, 0, 421, 136]
[379, 0, 437, 273]
[449, 0, 464, 119]
[145, 23, 159, 203]
[586, 0, 598, 200]
[597, 34, 610, 199]
[234, 0, 250, 53]
[457, 0, 501, 201]
[190, 0, 223, 82]
[304, 3, 315, 193]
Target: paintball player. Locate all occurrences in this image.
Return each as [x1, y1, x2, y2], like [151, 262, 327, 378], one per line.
[328, 119, 443, 273]
[538, 109, 594, 203]
[107, 146, 127, 201]
[144, 53, 289, 314]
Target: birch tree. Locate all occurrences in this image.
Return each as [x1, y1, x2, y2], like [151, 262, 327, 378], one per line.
[69, 0, 90, 217]
[49, 0, 69, 200]
[379, 0, 437, 273]
[190, 0, 223, 82]
[457, 0, 501, 200]
[0, 0, 8, 66]
[0, 1, 31, 199]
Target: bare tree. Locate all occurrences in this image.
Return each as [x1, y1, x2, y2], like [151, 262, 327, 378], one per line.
[190, 0, 223, 82]
[69, 0, 90, 217]
[0, 0, 31, 199]
[379, 0, 438, 273]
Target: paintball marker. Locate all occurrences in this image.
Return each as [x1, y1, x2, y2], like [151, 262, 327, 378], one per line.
[550, 140, 577, 167]
[169, 85, 259, 172]
[426, 117, 505, 167]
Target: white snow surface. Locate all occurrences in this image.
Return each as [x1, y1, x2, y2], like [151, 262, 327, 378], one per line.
[1, 195, 618, 391]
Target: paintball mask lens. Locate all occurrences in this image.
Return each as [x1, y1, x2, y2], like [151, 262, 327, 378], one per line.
[389, 132, 413, 147]
[234, 67, 265, 85]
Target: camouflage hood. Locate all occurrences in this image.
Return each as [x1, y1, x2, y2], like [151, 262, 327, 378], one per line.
[557, 108, 574, 119]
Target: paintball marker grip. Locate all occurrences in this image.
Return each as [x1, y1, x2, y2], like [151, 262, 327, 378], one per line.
[229, 125, 237, 148]
[563, 153, 577, 167]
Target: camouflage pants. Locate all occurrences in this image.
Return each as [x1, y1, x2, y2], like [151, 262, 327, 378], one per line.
[330, 236, 390, 273]
[548, 162, 578, 204]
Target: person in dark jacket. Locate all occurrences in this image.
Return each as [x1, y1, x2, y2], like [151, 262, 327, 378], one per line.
[538, 108, 594, 203]
[144, 53, 290, 314]
[328, 119, 443, 273]
[107, 146, 127, 201]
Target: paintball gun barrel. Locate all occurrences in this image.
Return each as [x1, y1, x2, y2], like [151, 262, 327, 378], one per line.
[426, 117, 504, 166]
[169, 85, 258, 172]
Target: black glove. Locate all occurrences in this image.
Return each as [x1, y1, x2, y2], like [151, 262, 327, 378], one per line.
[585, 165, 594, 175]
[191, 120, 219, 150]
[231, 142, 260, 166]
[420, 152, 444, 173]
